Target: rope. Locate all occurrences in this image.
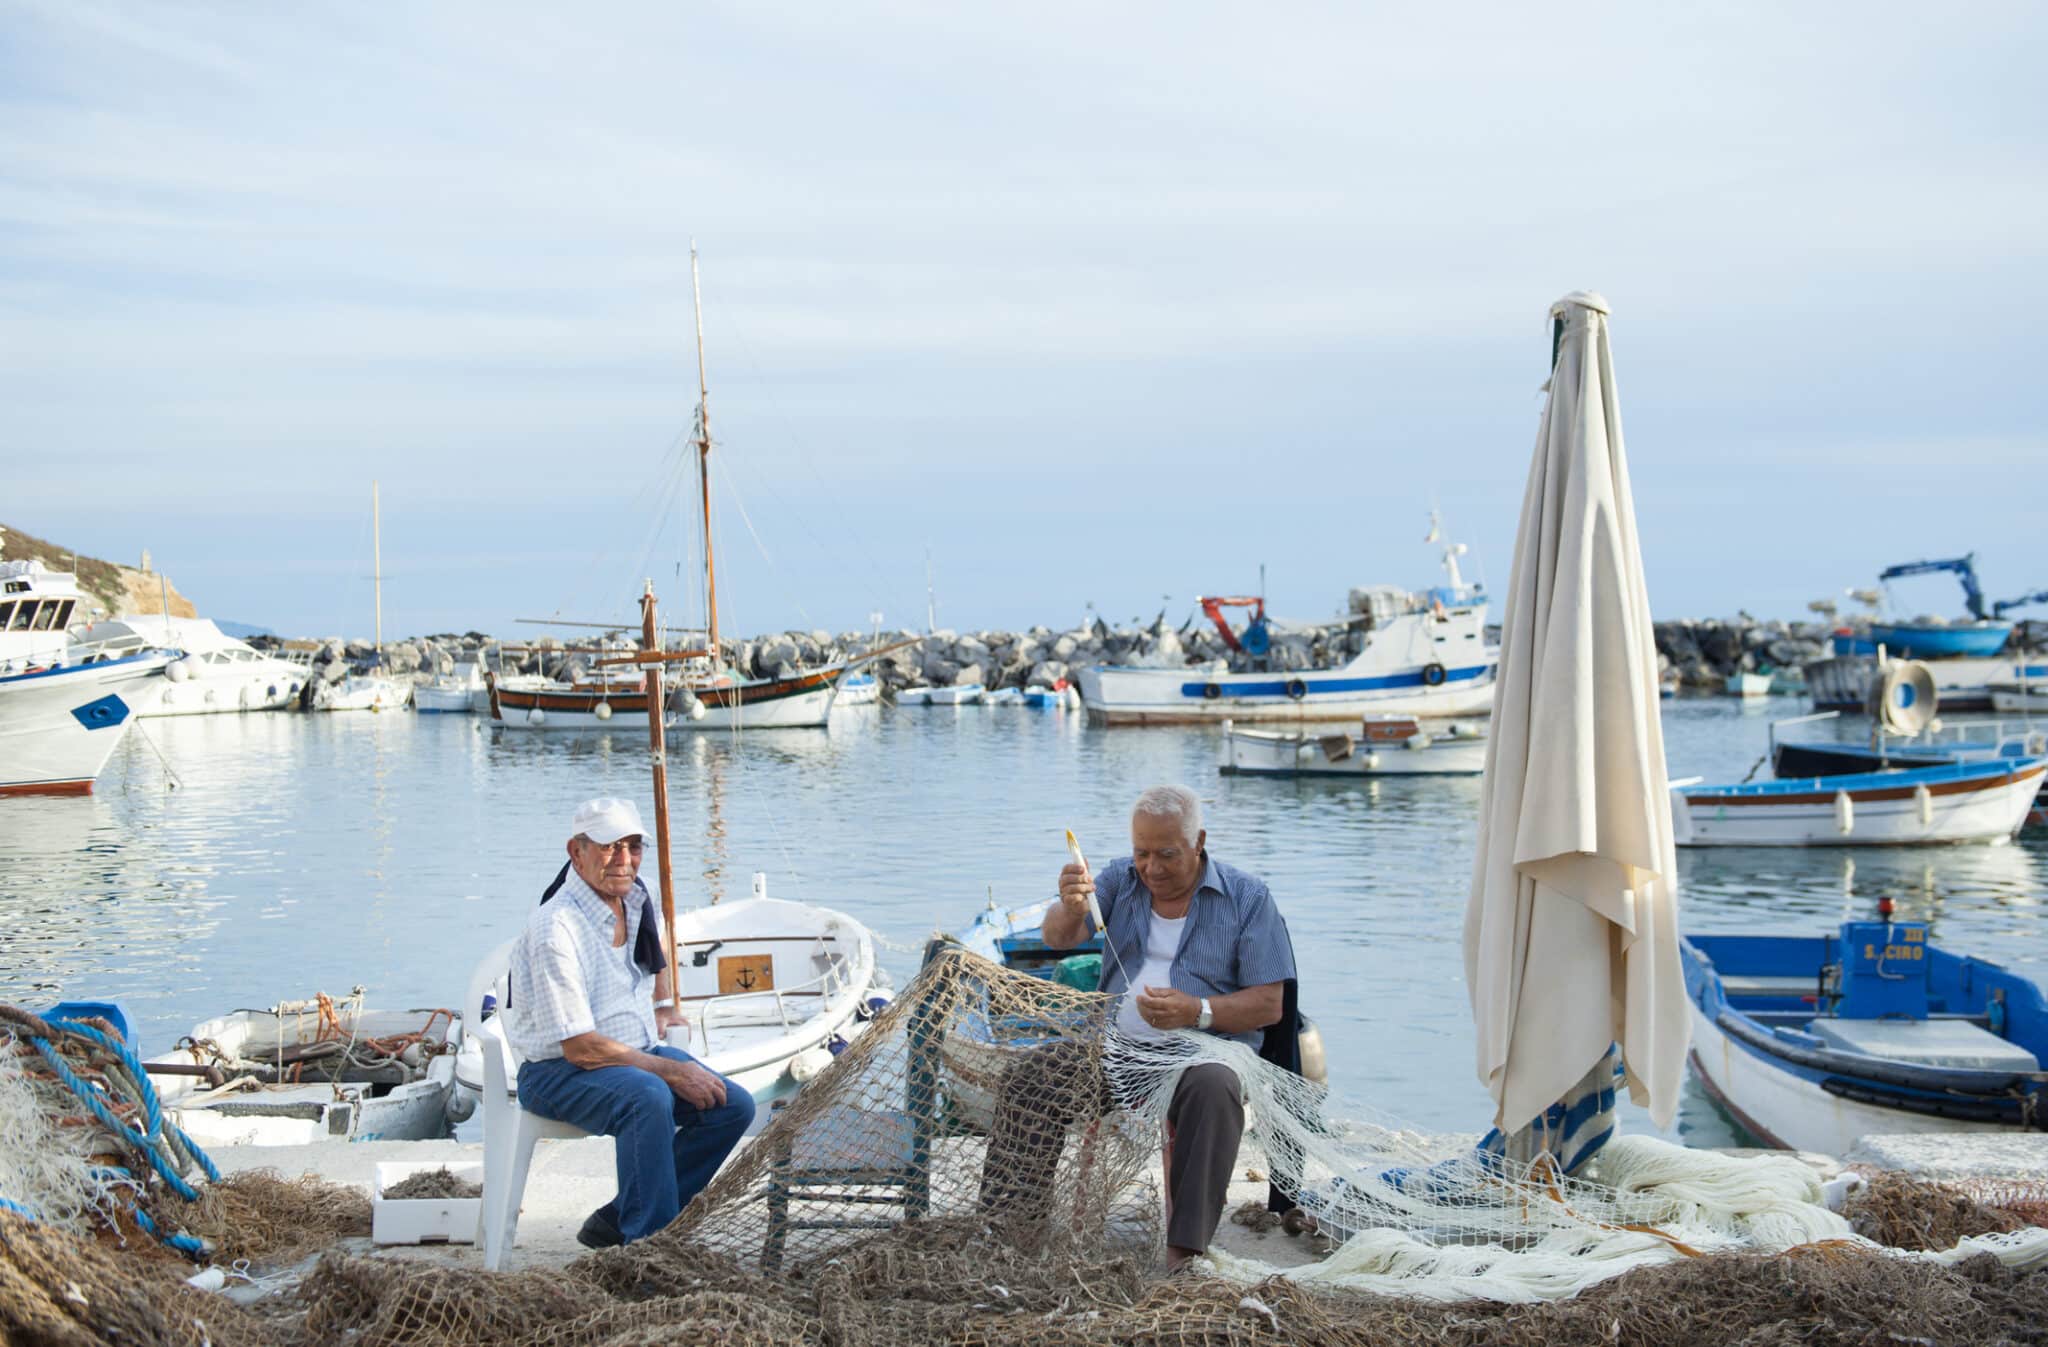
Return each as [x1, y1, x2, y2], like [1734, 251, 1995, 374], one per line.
[1, 1005, 222, 1255]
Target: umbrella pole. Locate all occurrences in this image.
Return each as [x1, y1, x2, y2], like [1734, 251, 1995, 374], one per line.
[640, 583, 679, 981]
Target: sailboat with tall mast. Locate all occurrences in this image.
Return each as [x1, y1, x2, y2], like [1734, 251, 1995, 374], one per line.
[486, 249, 910, 732]
[662, 246, 854, 730]
[316, 482, 409, 711]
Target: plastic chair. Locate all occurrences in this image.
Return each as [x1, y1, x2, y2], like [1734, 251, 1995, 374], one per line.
[469, 941, 594, 1270]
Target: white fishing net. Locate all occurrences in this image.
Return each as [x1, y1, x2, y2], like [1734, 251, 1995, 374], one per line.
[1105, 1027, 2048, 1301]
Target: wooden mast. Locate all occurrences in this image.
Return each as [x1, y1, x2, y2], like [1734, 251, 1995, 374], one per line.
[690, 243, 720, 667]
[640, 581, 679, 979]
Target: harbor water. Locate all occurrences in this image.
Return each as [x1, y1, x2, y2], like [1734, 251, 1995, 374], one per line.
[2, 696, 2043, 1149]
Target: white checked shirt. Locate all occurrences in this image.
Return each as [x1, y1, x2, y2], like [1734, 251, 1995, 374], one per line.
[506, 867, 662, 1061]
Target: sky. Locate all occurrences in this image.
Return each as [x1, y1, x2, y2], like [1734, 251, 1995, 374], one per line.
[3, 2, 2044, 641]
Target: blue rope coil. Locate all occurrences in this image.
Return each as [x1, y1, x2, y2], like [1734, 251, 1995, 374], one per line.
[6, 1012, 223, 1257]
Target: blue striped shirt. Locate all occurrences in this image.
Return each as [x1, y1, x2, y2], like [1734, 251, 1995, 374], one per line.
[507, 868, 662, 1061]
[1089, 855, 1295, 1046]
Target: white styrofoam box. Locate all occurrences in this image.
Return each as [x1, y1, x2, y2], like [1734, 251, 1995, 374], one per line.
[372, 1160, 484, 1245]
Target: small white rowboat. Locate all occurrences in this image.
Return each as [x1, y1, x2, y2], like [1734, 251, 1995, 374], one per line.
[1219, 716, 1487, 777]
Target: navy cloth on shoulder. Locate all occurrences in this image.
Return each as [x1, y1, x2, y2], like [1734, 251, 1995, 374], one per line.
[539, 861, 668, 977]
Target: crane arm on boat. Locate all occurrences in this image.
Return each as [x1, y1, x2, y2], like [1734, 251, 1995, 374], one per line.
[1878, 555, 1988, 620]
[1196, 595, 1270, 656]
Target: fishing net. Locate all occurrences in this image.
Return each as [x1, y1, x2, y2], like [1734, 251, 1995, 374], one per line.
[5, 952, 2048, 1347]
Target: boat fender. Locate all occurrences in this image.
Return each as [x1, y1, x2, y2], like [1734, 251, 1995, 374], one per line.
[593, 700, 612, 721]
[166, 659, 192, 684]
[1362, 752, 1381, 771]
[1296, 741, 1316, 762]
[858, 993, 892, 1021]
[398, 1042, 424, 1069]
[1296, 1015, 1328, 1086]
[1444, 722, 1465, 738]
[1914, 783, 1933, 826]
[1284, 678, 1307, 701]
[1201, 682, 1222, 700]
[1421, 663, 1447, 687]
[1834, 789, 1854, 835]
[788, 1046, 835, 1083]
[527, 706, 547, 726]
[1404, 732, 1430, 751]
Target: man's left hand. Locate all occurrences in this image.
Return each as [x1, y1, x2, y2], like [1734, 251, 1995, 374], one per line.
[1134, 985, 1199, 1031]
[654, 1004, 689, 1035]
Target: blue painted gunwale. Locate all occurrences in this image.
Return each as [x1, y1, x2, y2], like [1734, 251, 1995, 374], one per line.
[1686, 756, 2047, 803]
[1682, 931, 2048, 1126]
[0, 650, 173, 686]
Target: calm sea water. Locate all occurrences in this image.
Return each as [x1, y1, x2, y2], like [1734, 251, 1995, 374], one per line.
[2, 696, 2042, 1149]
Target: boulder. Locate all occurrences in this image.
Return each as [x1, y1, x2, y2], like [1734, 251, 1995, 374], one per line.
[1028, 660, 1069, 687]
[924, 658, 961, 687]
[953, 663, 985, 688]
[1052, 634, 1080, 661]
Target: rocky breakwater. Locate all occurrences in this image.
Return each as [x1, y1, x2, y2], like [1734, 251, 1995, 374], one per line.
[1654, 617, 2048, 692]
[255, 632, 495, 706]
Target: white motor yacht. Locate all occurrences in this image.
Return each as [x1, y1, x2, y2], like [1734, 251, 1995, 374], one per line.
[75, 616, 307, 716]
[1, 546, 175, 795]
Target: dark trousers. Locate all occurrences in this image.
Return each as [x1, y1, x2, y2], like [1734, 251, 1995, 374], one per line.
[979, 1041, 1243, 1253]
[518, 1044, 755, 1243]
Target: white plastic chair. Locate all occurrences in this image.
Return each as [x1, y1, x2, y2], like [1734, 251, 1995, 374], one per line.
[468, 939, 594, 1270]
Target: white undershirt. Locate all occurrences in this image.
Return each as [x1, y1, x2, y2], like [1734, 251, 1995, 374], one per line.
[1114, 912, 1187, 1041]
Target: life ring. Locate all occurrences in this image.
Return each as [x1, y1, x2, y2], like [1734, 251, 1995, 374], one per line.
[1284, 678, 1307, 701]
[1421, 663, 1447, 687]
[1201, 683, 1222, 700]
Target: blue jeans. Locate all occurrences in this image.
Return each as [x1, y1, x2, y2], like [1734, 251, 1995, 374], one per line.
[517, 1044, 755, 1243]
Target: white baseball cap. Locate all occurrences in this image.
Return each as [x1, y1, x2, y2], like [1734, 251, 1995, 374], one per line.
[570, 797, 647, 845]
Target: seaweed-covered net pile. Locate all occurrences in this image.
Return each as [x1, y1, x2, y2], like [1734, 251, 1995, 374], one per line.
[5, 952, 2047, 1347]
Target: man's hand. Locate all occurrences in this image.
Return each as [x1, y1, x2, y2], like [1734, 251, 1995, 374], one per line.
[1056, 861, 1095, 921]
[654, 1004, 689, 1035]
[658, 1058, 728, 1110]
[1133, 985, 1199, 1031]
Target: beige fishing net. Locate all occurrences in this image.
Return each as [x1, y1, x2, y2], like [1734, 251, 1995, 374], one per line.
[5, 951, 2048, 1347]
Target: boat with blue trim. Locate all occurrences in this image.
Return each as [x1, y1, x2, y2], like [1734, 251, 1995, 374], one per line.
[1, 543, 178, 796]
[953, 894, 1103, 979]
[1767, 710, 2046, 780]
[1672, 756, 2046, 847]
[1077, 523, 1498, 725]
[1683, 905, 2047, 1155]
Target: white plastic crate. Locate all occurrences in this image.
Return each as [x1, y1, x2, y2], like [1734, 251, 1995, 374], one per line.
[371, 1160, 484, 1245]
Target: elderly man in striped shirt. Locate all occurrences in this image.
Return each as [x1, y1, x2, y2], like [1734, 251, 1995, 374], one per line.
[508, 798, 756, 1249]
[986, 784, 1296, 1267]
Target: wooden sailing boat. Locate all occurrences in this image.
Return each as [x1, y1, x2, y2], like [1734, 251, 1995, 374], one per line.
[487, 248, 912, 732]
[666, 245, 876, 730]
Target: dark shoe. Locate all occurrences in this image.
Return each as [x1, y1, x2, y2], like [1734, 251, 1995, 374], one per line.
[576, 1209, 624, 1249]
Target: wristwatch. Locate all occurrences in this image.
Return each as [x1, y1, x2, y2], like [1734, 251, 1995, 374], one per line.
[1196, 997, 1214, 1032]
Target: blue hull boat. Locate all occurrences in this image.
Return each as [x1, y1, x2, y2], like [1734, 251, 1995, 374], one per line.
[1683, 915, 2047, 1156]
[1869, 621, 2013, 659]
[953, 896, 1101, 980]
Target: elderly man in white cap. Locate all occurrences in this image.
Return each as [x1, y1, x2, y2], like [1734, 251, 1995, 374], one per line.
[507, 798, 755, 1249]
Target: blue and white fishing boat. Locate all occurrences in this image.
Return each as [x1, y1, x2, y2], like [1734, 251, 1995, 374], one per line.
[1671, 757, 2047, 847]
[1767, 710, 2047, 780]
[1683, 906, 2048, 1156]
[0, 546, 178, 796]
[1864, 554, 2015, 659]
[1077, 523, 1498, 725]
[953, 894, 1102, 978]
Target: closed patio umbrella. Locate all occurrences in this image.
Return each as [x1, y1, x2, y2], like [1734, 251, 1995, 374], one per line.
[1463, 292, 1689, 1171]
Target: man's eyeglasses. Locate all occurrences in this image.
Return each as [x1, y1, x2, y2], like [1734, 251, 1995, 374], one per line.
[581, 836, 646, 857]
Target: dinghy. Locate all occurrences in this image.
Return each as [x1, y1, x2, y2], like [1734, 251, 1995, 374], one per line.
[1766, 710, 2045, 779]
[952, 894, 1103, 979]
[1683, 904, 2047, 1156]
[1671, 753, 2039, 839]
[1219, 715, 1487, 777]
[145, 993, 468, 1148]
[1671, 756, 2047, 847]
[1727, 670, 1773, 698]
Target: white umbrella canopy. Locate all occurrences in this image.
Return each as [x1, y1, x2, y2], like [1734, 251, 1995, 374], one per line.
[1463, 292, 1689, 1158]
